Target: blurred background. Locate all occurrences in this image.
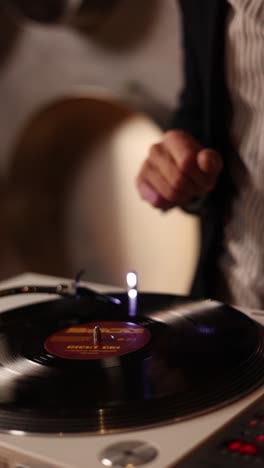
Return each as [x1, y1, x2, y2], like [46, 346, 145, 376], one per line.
[0, 0, 200, 294]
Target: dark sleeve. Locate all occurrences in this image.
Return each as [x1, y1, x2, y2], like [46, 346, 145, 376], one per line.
[167, 0, 205, 145]
[166, 1, 212, 215]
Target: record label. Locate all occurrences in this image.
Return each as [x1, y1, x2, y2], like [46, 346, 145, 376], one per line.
[44, 321, 151, 360]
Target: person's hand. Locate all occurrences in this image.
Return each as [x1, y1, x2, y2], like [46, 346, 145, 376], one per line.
[136, 130, 223, 211]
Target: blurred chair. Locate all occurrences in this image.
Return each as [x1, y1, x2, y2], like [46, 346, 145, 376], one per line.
[2, 93, 200, 293]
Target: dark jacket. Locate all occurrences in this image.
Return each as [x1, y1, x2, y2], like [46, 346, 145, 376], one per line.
[169, 0, 234, 298]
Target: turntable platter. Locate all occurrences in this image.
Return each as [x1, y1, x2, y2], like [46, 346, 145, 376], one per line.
[0, 292, 263, 434]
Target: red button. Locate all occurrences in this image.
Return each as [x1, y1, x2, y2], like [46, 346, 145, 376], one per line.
[228, 441, 242, 451]
[249, 420, 258, 426]
[239, 444, 257, 455]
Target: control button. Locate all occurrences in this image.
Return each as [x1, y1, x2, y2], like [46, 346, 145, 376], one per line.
[249, 420, 258, 427]
[100, 440, 158, 467]
[222, 438, 264, 459]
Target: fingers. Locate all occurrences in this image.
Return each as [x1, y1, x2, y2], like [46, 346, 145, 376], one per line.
[147, 143, 196, 194]
[138, 181, 162, 207]
[197, 149, 223, 191]
[137, 144, 197, 209]
[138, 180, 197, 211]
[141, 144, 196, 197]
[136, 130, 223, 210]
[163, 131, 222, 195]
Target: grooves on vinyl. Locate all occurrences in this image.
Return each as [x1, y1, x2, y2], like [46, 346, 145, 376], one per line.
[0, 291, 263, 434]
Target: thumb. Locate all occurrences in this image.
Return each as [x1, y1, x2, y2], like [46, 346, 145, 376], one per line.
[197, 149, 223, 178]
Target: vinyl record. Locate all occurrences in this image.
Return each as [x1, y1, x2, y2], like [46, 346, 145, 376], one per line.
[0, 291, 263, 434]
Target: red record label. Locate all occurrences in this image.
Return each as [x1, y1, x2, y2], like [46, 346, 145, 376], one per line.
[44, 321, 151, 360]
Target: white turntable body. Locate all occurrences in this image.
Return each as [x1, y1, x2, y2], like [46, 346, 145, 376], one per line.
[0, 273, 263, 468]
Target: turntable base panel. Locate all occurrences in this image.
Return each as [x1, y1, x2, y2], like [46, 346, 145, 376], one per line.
[176, 394, 264, 467]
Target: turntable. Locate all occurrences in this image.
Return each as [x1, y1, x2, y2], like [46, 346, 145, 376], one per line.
[0, 272, 263, 468]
